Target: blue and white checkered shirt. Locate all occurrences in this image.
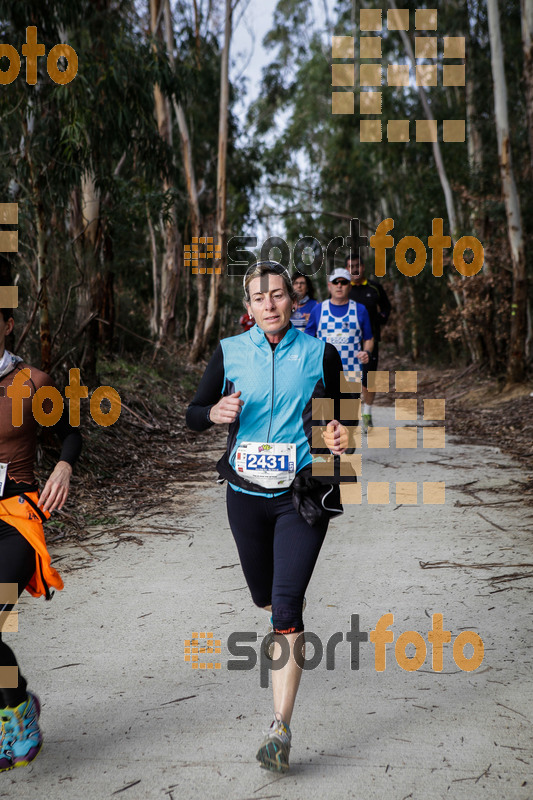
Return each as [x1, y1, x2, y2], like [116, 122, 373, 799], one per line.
[316, 299, 363, 375]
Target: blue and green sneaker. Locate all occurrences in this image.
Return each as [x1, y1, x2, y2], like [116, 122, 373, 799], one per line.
[0, 693, 42, 771]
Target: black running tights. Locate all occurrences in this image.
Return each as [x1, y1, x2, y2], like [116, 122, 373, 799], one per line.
[226, 486, 328, 634]
[0, 520, 35, 707]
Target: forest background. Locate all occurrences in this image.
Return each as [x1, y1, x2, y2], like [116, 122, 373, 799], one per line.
[0, 0, 532, 428]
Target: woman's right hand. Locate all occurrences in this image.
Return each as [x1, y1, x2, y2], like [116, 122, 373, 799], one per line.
[209, 391, 243, 424]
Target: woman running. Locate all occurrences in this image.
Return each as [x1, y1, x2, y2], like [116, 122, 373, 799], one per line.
[0, 294, 82, 772]
[186, 261, 353, 773]
[290, 273, 318, 331]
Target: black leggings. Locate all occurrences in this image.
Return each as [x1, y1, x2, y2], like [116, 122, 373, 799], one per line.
[226, 486, 328, 634]
[0, 520, 35, 707]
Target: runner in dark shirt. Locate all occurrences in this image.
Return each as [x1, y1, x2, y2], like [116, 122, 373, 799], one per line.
[347, 255, 391, 432]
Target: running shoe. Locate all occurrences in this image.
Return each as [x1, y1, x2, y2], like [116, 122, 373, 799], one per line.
[0, 693, 42, 770]
[0, 710, 14, 772]
[361, 413, 373, 434]
[256, 713, 291, 773]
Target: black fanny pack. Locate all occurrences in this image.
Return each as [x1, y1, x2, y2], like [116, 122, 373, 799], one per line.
[291, 467, 343, 527]
[216, 452, 274, 494]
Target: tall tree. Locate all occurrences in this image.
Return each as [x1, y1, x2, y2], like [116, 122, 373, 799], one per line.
[521, 0, 533, 172]
[386, 0, 483, 364]
[202, 0, 232, 347]
[487, 0, 528, 382]
[165, 0, 205, 362]
[150, 0, 181, 345]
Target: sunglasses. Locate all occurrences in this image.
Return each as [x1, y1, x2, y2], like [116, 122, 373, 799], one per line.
[331, 279, 349, 285]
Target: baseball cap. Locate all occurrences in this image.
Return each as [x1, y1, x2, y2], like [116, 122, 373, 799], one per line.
[328, 268, 351, 283]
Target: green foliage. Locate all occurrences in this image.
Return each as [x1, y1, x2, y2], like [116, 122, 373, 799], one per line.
[0, 0, 259, 368]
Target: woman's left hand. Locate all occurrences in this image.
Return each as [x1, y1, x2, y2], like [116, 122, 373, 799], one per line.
[323, 420, 348, 455]
[38, 461, 72, 513]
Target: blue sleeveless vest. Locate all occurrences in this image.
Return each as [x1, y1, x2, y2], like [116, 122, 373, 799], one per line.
[220, 324, 327, 495]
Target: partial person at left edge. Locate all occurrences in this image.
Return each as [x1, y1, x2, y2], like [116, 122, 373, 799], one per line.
[0, 255, 82, 773]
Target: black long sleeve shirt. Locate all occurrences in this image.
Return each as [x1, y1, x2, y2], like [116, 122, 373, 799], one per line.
[349, 278, 391, 342]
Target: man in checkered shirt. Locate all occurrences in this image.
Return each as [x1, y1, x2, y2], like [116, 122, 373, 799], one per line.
[305, 267, 374, 400]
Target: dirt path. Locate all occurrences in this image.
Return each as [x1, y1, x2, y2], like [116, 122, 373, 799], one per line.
[4, 407, 533, 799]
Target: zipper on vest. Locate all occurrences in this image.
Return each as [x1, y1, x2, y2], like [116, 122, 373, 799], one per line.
[266, 346, 275, 442]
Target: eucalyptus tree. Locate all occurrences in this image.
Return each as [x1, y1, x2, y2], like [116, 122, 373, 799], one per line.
[157, 0, 259, 360]
[522, 0, 533, 171]
[0, 0, 169, 373]
[487, 0, 527, 382]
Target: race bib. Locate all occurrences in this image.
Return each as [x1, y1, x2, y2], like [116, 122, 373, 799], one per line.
[0, 462, 8, 496]
[327, 334, 353, 346]
[235, 442, 296, 490]
[291, 310, 307, 330]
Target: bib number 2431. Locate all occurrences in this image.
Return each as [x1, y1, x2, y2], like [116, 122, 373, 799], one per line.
[246, 453, 288, 471]
[235, 442, 296, 489]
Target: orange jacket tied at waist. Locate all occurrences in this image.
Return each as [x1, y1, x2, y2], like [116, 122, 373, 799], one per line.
[0, 492, 63, 599]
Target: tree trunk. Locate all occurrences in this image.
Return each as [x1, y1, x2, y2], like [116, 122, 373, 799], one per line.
[146, 204, 159, 337]
[35, 196, 51, 373]
[159, 217, 181, 342]
[386, 0, 481, 365]
[466, 75, 483, 176]
[388, 0, 458, 238]
[521, 0, 533, 173]
[487, 0, 528, 383]
[174, 78, 206, 361]
[70, 172, 101, 381]
[174, 100, 201, 238]
[24, 120, 52, 373]
[150, 0, 180, 345]
[526, 298, 533, 361]
[175, 87, 206, 361]
[162, 0, 206, 360]
[184, 247, 192, 342]
[202, 0, 232, 347]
